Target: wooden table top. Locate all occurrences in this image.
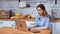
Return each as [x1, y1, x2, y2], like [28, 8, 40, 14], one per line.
[1, 18, 60, 22]
[0, 27, 51, 34]
[51, 19, 60, 22]
[0, 27, 33, 34]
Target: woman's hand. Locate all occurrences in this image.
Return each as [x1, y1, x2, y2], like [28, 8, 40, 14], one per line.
[30, 27, 47, 32]
[30, 28, 40, 33]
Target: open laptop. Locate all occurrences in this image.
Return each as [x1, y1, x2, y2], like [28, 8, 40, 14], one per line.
[16, 20, 28, 32]
[16, 20, 35, 32]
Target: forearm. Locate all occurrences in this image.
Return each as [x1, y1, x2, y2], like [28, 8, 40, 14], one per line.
[35, 27, 48, 30]
[28, 25, 36, 29]
[28, 26, 36, 30]
[30, 27, 47, 31]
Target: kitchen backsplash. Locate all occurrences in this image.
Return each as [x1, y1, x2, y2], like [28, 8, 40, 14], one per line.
[0, 0, 60, 18]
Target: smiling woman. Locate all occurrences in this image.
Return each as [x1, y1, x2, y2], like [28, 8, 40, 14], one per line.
[28, 4, 51, 32]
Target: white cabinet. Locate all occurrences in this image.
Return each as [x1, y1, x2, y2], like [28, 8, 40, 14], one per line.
[52, 22, 60, 34]
[26, 21, 35, 28]
[0, 20, 16, 29]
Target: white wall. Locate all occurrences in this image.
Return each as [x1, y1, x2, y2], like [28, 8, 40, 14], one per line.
[0, 0, 60, 18]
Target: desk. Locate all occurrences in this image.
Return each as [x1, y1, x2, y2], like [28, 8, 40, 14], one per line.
[51, 19, 60, 34]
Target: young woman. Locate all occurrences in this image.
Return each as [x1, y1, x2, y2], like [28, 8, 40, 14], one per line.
[29, 4, 50, 32]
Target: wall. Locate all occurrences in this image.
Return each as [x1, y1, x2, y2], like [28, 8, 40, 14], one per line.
[0, 0, 60, 18]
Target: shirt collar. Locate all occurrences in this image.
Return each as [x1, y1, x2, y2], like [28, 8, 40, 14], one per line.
[38, 14, 45, 18]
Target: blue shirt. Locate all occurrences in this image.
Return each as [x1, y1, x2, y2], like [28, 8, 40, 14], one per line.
[34, 14, 50, 29]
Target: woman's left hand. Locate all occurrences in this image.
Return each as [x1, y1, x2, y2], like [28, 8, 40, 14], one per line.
[30, 28, 40, 33]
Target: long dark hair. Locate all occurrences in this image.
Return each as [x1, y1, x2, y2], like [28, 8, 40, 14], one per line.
[36, 4, 48, 17]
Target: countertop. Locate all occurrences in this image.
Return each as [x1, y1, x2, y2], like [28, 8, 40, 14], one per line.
[1, 18, 60, 22]
[51, 19, 60, 22]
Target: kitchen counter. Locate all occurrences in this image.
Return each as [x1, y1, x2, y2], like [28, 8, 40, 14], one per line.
[51, 19, 60, 22]
[11, 18, 60, 22]
[0, 18, 35, 21]
[10, 18, 36, 21]
[1, 18, 60, 22]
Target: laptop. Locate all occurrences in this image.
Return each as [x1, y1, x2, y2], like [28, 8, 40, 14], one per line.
[16, 20, 28, 32]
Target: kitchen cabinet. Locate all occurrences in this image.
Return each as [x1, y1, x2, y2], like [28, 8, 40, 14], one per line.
[52, 22, 60, 34]
[0, 20, 16, 29]
[26, 21, 35, 28]
[0, 18, 35, 29]
[52, 20, 60, 34]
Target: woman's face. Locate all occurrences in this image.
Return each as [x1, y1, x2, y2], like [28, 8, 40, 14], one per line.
[37, 7, 44, 15]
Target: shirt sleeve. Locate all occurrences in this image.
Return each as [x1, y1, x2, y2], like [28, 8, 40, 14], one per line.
[34, 16, 39, 27]
[44, 18, 50, 29]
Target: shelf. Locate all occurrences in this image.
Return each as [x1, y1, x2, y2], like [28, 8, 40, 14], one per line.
[10, 18, 35, 21]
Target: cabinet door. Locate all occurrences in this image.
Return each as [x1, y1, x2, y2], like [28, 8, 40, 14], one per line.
[0, 20, 16, 29]
[26, 21, 35, 28]
[52, 22, 60, 34]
